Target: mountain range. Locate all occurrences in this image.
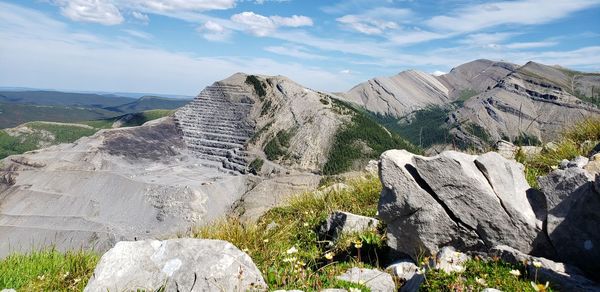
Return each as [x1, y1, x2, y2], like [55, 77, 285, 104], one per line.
[0, 90, 191, 128]
[339, 59, 600, 151]
[0, 59, 599, 257]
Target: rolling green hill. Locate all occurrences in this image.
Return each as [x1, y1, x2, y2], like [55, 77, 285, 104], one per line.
[0, 110, 174, 159]
[0, 90, 191, 128]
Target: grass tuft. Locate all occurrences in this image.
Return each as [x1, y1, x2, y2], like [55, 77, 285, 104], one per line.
[517, 116, 600, 187]
[194, 175, 382, 291]
[0, 249, 98, 291]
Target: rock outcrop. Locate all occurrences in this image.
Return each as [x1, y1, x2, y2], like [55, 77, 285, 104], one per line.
[377, 149, 542, 258]
[85, 239, 266, 291]
[537, 166, 600, 276]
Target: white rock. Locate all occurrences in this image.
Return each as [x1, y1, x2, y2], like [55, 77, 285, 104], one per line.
[84, 239, 267, 292]
[336, 267, 396, 292]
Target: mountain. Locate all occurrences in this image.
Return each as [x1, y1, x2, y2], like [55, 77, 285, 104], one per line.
[0, 73, 413, 256]
[0, 90, 135, 107]
[0, 90, 191, 128]
[105, 96, 190, 113]
[342, 69, 450, 117]
[339, 59, 600, 151]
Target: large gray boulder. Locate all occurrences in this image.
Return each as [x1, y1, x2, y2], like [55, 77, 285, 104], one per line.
[378, 150, 541, 259]
[84, 239, 267, 292]
[537, 167, 600, 276]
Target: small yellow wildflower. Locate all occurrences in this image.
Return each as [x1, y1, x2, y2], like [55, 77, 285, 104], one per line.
[531, 281, 550, 292]
[509, 269, 521, 277]
[286, 246, 298, 254]
[263, 239, 269, 243]
[324, 252, 335, 260]
[242, 248, 249, 253]
[532, 261, 543, 268]
[354, 240, 363, 248]
[303, 222, 309, 227]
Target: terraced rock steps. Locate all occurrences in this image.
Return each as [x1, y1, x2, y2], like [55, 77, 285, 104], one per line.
[174, 85, 255, 173]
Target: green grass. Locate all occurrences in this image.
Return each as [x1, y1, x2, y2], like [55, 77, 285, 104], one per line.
[421, 256, 552, 291]
[323, 100, 420, 175]
[0, 249, 98, 291]
[194, 175, 382, 291]
[26, 122, 98, 144]
[517, 117, 600, 188]
[194, 175, 554, 291]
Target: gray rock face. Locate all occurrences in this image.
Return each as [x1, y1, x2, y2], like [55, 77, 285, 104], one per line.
[84, 239, 267, 292]
[491, 245, 600, 291]
[174, 84, 255, 173]
[341, 70, 450, 118]
[320, 211, 379, 241]
[537, 167, 600, 276]
[336, 267, 396, 292]
[378, 150, 541, 259]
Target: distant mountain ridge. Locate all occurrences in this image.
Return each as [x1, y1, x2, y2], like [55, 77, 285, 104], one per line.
[339, 59, 600, 151]
[0, 90, 191, 128]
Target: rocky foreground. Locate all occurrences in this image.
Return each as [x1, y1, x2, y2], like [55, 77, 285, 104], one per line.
[64, 144, 600, 291]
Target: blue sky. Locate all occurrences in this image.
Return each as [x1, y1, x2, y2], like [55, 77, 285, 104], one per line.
[1, 0, 599, 95]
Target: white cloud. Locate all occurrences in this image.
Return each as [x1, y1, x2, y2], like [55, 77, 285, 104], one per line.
[0, 2, 355, 94]
[336, 7, 410, 35]
[340, 69, 352, 74]
[431, 70, 445, 76]
[122, 29, 153, 40]
[265, 45, 326, 60]
[197, 20, 231, 41]
[270, 15, 313, 27]
[427, 0, 600, 33]
[231, 11, 275, 36]
[57, 0, 124, 25]
[131, 11, 149, 24]
[504, 41, 558, 49]
[231, 11, 313, 36]
[123, 0, 236, 12]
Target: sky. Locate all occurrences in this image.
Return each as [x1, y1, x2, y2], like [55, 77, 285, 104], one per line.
[1, 0, 599, 96]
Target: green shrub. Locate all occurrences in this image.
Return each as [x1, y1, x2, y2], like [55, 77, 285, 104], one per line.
[249, 158, 264, 174]
[245, 75, 266, 98]
[323, 101, 420, 175]
[264, 130, 292, 161]
[514, 132, 542, 146]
